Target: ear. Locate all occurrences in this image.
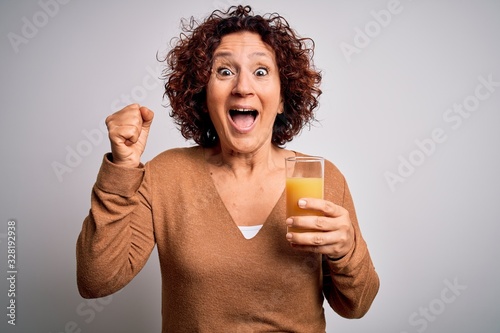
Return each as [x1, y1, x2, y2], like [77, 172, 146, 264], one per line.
[277, 97, 284, 114]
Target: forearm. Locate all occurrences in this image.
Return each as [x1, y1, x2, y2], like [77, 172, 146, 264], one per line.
[323, 236, 379, 318]
[76, 154, 155, 298]
[322, 172, 380, 318]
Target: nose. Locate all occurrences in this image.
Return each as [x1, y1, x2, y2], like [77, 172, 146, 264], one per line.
[232, 71, 254, 97]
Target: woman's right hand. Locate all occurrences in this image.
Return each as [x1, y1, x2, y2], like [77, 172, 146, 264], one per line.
[105, 104, 154, 168]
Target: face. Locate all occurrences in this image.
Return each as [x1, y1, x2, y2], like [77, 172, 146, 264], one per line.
[206, 31, 283, 154]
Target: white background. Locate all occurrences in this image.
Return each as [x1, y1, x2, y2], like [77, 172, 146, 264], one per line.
[1, 0, 499, 332]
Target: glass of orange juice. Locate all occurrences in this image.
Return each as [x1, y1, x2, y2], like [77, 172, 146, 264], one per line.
[285, 156, 324, 233]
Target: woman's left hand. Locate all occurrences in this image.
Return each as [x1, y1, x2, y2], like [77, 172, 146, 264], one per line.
[286, 198, 355, 260]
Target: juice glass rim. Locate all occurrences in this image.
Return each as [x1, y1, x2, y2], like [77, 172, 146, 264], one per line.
[285, 156, 324, 162]
[285, 156, 324, 179]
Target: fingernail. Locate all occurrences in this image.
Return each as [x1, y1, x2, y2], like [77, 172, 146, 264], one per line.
[298, 199, 307, 208]
[286, 233, 292, 241]
[286, 218, 293, 226]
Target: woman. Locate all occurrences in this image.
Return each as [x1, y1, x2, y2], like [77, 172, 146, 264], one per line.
[77, 5, 379, 332]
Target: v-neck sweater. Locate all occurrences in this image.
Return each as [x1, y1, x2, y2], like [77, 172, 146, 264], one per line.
[77, 146, 379, 332]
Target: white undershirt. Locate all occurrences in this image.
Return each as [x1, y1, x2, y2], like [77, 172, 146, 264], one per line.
[238, 224, 263, 239]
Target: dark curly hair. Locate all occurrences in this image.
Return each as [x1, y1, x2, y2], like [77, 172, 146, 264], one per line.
[161, 5, 322, 147]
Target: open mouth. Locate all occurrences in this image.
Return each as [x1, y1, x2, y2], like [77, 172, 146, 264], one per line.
[229, 109, 258, 130]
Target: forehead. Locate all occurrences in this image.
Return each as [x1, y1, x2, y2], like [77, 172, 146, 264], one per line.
[213, 31, 276, 60]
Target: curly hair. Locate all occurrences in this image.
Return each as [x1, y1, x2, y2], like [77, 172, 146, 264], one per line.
[161, 5, 322, 147]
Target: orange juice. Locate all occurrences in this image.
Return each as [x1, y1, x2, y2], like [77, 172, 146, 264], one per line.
[286, 177, 323, 233]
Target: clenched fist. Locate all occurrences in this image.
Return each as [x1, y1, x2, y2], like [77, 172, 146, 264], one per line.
[105, 104, 154, 167]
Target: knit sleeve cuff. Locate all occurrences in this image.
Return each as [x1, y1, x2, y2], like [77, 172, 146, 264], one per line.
[95, 153, 145, 197]
[325, 235, 362, 273]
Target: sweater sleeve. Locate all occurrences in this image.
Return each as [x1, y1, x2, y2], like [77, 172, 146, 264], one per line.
[322, 174, 380, 319]
[76, 154, 155, 298]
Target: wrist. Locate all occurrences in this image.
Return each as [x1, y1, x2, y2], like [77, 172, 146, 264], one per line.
[107, 153, 140, 168]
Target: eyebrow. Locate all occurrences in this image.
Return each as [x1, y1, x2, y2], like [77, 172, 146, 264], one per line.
[212, 51, 273, 60]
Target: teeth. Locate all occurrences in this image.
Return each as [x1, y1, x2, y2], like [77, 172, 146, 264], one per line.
[231, 109, 255, 112]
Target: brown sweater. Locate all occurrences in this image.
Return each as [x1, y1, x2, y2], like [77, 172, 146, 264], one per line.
[76, 147, 379, 332]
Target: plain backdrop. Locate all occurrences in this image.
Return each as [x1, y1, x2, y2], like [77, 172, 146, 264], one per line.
[1, 0, 499, 332]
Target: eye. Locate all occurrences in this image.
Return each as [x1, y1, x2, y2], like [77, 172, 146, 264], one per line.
[216, 67, 233, 76]
[255, 67, 269, 76]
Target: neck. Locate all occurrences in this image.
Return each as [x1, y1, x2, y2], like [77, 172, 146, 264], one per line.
[205, 143, 290, 177]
